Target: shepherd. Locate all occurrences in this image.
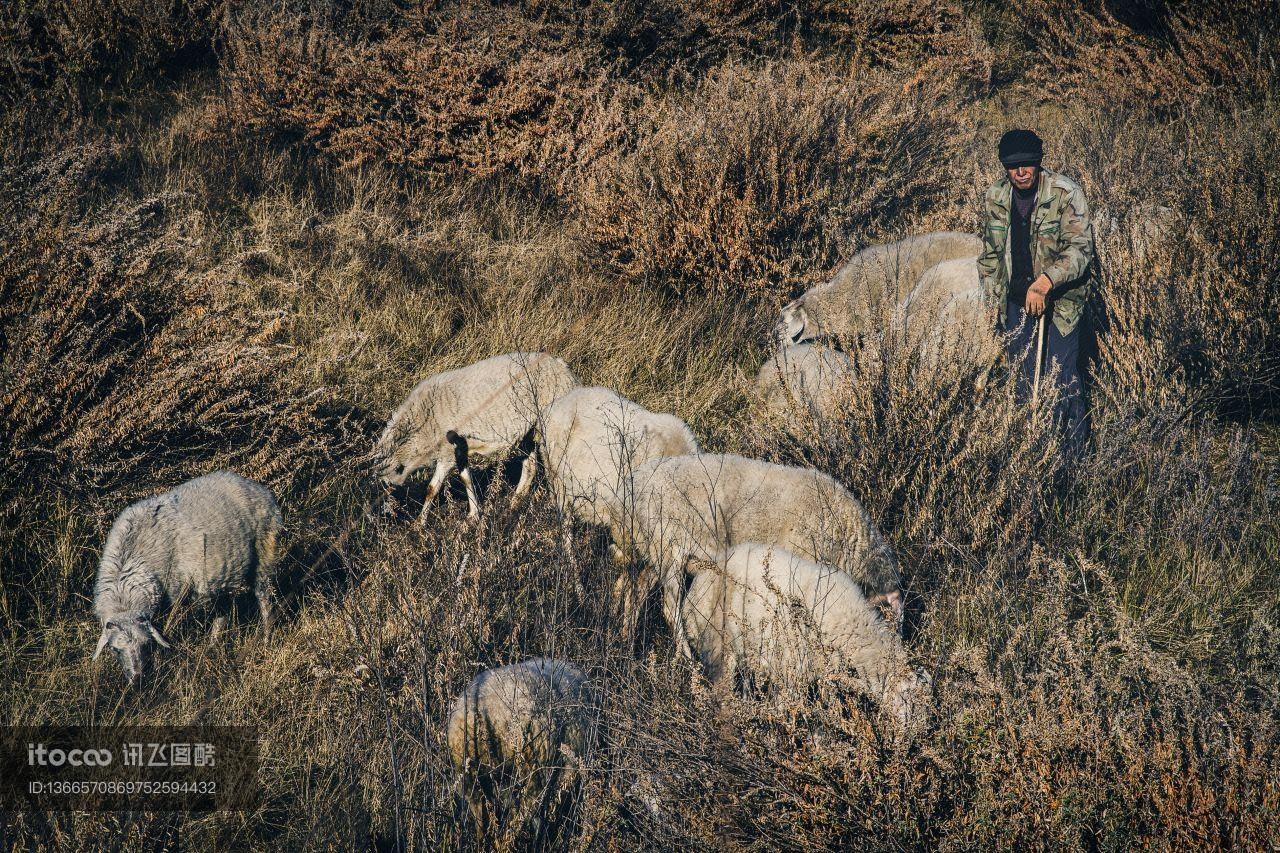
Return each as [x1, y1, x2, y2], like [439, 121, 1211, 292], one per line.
[977, 129, 1097, 455]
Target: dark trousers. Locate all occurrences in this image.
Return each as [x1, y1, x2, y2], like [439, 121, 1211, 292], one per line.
[1005, 298, 1090, 455]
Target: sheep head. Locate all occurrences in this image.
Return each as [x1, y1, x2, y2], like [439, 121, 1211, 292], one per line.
[778, 299, 808, 346]
[374, 411, 436, 486]
[93, 612, 171, 686]
[858, 546, 905, 625]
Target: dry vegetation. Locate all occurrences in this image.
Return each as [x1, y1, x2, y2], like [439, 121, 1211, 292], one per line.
[1, 0, 1278, 849]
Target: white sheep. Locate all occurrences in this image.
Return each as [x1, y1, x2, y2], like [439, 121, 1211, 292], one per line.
[779, 231, 982, 346]
[753, 342, 856, 418]
[681, 544, 931, 726]
[617, 453, 903, 654]
[539, 386, 699, 637]
[899, 256, 1002, 372]
[92, 471, 285, 685]
[447, 658, 597, 836]
[375, 352, 577, 521]
[541, 386, 698, 534]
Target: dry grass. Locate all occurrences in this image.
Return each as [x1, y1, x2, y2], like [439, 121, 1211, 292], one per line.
[1, 0, 1278, 849]
[576, 59, 970, 302]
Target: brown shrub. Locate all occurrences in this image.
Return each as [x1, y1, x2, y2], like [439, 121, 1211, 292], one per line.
[209, 0, 991, 202]
[1062, 104, 1280, 415]
[681, 0, 982, 72]
[0, 0, 225, 115]
[577, 60, 971, 303]
[215, 2, 627, 191]
[979, 0, 1275, 109]
[0, 142, 374, 620]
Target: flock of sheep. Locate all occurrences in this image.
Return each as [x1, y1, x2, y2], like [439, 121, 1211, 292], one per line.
[90, 230, 998, 829]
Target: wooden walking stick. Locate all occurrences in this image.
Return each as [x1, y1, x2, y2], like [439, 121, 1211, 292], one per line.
[1031, 313, 1047, 407]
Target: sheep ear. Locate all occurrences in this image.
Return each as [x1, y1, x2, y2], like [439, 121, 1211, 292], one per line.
[92, 628, 112, 661]
[146, 622, 172, 649]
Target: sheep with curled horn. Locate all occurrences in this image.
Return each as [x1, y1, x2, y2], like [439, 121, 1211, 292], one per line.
[375, 351, 577, 521]
[681, 543, 932, 728]
[92, 471, 284, 686]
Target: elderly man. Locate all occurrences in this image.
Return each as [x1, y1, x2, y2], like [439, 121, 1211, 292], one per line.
[977, 128, 1096, 453]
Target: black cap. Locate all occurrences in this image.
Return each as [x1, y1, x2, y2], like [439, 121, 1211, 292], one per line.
[998, 129, 1043, 168]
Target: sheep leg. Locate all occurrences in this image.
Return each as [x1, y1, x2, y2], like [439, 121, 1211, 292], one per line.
[558, 522, 585, 598]
[444, 431, 483, 519]
[617, 564, 659, 644]
[467, 785, 487, 835]
[607, 520, 635, 565]
[460, 468, 481, 519]
[886, 590, 905, 633]
[255, 524, 282, 638]
[210, 614, 228, 639]
[660, 563, 694, 661]
[255, 574, 275, 639]
[611, 571, 636, 641]
[512, 449, 539, 501]
[419, 459, 452, 526]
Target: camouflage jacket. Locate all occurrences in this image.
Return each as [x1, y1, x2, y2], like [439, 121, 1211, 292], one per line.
[976, 167, 1097, 336]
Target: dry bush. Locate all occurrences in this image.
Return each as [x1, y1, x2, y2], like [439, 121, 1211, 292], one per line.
[578, 60, 970, 303]
[0, 141, 375, 629]
[210, 0, 989, 206]
[1067, 402, 1278, 671]
[214, 2, 628, 191]
[676, 0, 982, 72]
[1065, 104, 1280, 415]
[976, 0, 1275, 109]
[0, 0, 225, 116]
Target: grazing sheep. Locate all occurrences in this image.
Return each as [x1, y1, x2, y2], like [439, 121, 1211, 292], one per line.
[779, 231, 982, 346]
[540, 387, 698, 634]
[92, 471, 284, 685]
[754, 342, 856, 418]
[541, 386, 698, 532]
[447, 658, 596, 838]
[681, 544, 931, 726]
[899, 256, 1003, 371]
[375, 352, 577, 521]
[618, 453, 902, 653]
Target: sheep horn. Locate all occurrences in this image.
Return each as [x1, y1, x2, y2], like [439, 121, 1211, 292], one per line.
[147, 622, 172, 649]
[92, 625, 110, 655]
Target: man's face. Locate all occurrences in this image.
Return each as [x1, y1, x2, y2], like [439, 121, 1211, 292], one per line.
[1006, 164, 1039, 191]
